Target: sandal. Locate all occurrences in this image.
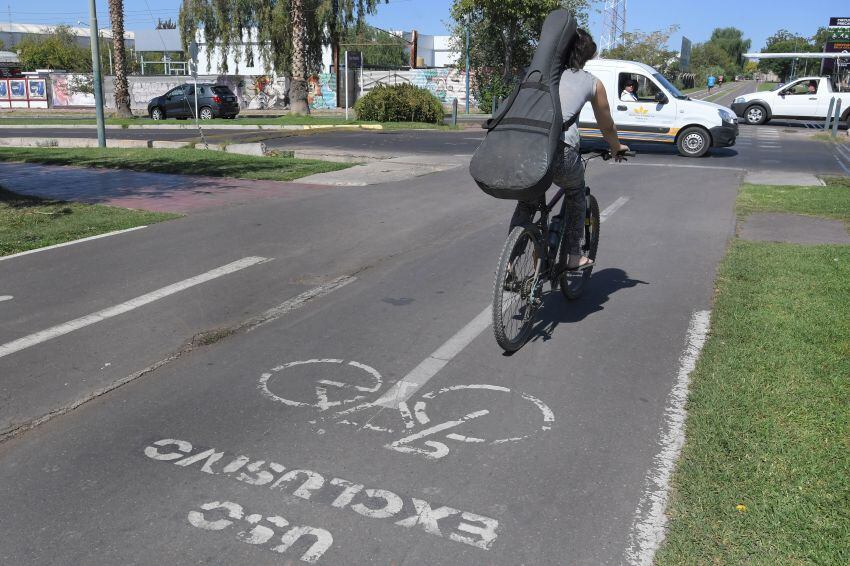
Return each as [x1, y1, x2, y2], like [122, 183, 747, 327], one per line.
[566, 257, 594, 271]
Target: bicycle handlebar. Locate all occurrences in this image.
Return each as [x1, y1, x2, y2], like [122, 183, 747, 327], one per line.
[580, 148, 637, 161]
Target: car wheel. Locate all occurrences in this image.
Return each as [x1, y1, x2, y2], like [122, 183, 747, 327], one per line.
[200, 107, 214, 120]
[150, 107, 164, 120]
[676, 126, 711, 158]
[744, 104, 768, 125]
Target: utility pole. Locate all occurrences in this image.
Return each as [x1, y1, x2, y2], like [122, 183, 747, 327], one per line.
[88, 0, 106, 147]
[465, 22, 470, 114]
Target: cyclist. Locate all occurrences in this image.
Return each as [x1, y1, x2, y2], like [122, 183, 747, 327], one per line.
[510, 28, 629, 270]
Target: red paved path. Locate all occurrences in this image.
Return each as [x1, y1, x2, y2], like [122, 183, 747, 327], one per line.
[0, 163, 335, 213]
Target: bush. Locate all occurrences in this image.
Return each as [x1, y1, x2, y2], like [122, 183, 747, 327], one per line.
[354, 84, 445, 123]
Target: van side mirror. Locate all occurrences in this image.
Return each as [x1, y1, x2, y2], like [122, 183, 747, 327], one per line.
[655, 92, 669, 104]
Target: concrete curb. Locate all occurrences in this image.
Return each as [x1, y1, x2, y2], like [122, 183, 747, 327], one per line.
[0, 137, 268, 156]
[0, 123, 385, 131]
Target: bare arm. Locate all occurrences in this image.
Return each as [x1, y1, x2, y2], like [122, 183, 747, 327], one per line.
[590, 81, 628, 156]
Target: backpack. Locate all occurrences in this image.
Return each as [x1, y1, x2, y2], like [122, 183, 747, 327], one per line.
[469, 9, 577, 201]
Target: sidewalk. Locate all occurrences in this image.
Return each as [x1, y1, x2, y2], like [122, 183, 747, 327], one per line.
[0, 162, 332, 214]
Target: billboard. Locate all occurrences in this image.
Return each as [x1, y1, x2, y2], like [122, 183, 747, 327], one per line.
[823, 17, 850, 75]
[680, 37, 692, 72]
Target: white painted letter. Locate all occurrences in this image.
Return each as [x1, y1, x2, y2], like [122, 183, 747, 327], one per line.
[187, 501, 243, 531]
[272, 526, 333, 564]
[221, 455, 251, 474]
[236, 461, 278, 486]
[273, 469, 325, 500]
[350, 489, 404, 519]
[174, 448, 224, 474]
[330, 478, 364, 509]
[395, 499, 459, 536]
[449, 512, 499, 550]
[144, 439, 192, 461]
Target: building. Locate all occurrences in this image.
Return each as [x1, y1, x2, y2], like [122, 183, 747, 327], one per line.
[0, 22, 133, 50]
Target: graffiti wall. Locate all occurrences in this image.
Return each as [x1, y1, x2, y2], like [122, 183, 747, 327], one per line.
[361, 68, 476, 107]
[308, 73, 337, 110]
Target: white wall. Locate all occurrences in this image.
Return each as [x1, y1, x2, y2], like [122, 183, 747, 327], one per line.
[194, 30, 333, 76]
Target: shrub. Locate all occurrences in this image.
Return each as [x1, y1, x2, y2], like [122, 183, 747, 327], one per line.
[354, 84, 445, 123]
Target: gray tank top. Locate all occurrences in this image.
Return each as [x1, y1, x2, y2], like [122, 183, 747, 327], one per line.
[559, 68, 597, 147]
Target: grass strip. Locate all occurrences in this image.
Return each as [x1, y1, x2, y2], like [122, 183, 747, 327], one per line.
[0, 187, 179, 256]
[737, 177, 850, 227]
[656, 180, 850, 563]
[757, 82, 779, 92]
[656, 240, 850, 564]
[0, 147, 352, 182]
[0, 116, 449, 129]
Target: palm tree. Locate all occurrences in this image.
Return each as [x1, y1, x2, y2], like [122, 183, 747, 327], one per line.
[108, 0, 132, 117]
[289, 0, 310, 114]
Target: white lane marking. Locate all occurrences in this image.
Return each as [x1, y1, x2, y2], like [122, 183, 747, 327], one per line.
[372, 196, 629, 408]
[246, 275, 356, 331]
[833, 153, 850, 175]
[0, 256, 270, 359]
[625, 310, 711, 566]
[624, 162, 745, 172]
[0, 295, 12, 302]
[599, 196, 629, 222]
[0, 226, 147, 262]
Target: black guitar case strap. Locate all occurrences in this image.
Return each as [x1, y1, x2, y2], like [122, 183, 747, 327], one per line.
[469, 9, 577, 200]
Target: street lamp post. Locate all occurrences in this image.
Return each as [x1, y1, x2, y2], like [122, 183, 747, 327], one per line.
[85, 3, 106, 147]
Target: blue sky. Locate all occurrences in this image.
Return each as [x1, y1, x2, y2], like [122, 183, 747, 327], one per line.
[4, 0, 848, 52]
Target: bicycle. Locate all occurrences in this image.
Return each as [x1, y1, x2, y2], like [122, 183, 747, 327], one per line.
[492, 148, 634, 352]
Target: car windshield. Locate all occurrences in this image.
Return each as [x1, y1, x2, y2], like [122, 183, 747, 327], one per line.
[212, 86, 234, 95]
[652, 73, 687, 100]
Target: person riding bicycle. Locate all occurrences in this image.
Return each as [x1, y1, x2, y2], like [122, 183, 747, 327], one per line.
[510, 28, 629, 270]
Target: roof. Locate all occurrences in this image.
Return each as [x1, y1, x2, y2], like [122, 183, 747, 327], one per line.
[0, 22, 133, 39]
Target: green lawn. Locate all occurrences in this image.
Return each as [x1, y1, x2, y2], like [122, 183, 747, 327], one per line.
[0, 147, 352, 182]
[757, 82, 779, 92]
[737, 177, 850, 226]
[0, 187, 179, 256]
[656, 180, 850, 564]
[0, 115, 448, 129]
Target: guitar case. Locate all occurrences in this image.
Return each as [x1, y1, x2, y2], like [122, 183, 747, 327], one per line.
[469, 9, 577, 200]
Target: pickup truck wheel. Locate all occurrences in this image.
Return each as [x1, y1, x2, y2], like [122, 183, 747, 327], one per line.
[744, 104, 768, 125]
[676, 126, 710, 158]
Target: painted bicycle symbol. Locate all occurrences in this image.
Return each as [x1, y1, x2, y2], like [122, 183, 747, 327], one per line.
[258, 359, 554, 460]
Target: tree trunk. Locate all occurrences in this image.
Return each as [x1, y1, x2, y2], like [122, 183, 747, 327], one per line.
[108, 0, 132, 117]
[289, 0, 310, 115]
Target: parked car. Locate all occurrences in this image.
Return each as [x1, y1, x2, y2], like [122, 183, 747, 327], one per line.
[731, 76, 850, 125]
[579, 59, 738, 157]
[147, 83, 239, 120]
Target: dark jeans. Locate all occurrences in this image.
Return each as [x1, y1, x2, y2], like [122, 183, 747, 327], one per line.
[510, 145, 586, 258]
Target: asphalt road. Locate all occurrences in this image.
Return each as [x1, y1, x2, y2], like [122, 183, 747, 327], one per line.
[0, 149, 742, 564]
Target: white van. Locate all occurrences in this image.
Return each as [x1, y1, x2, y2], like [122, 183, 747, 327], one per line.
[579, 59, 739, 157]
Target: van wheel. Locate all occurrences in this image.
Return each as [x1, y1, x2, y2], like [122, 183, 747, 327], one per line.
[744, 104, 768, 125]
[677, 127, 710, 157]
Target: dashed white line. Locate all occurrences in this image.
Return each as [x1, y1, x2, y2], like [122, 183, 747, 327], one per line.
[0, 256, 270, 359]
[0, 226, 148, 262]
[0, 295, 12, 302]
[372, 196, 630, 408]
[625, 310, 712, 566]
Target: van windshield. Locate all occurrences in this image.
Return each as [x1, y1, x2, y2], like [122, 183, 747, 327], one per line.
[652, 73, 687, 100]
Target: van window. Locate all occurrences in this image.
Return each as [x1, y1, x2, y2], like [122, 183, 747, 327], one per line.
[618, 73, 661, 102]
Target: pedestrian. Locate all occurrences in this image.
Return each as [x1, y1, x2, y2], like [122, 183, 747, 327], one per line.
[707, 74, 716, 94]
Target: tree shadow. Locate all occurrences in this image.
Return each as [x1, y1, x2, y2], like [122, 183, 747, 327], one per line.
[526, 268, 649, 345]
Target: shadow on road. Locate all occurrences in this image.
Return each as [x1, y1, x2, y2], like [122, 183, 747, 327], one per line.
[526, 268, 649, 344]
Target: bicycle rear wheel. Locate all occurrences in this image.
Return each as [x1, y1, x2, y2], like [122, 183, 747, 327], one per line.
[493, 225, 543, 352]
[561, 194, 599, 300]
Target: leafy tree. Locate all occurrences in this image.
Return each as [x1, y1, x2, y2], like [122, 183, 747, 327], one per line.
[602, 25, 680, 78]
[708, 27, 750, 70]
[0, 39, 5, 51]
[758, 29, 818, 81]
[341, 25, 406, 68]
[157, 18, 177, 30]
[16, 25, 92, 72]
[449, 0, 593, 111]
[108, 0, 132, 117]
[179, 0, 387, 114]
[690, 40, 734, 80]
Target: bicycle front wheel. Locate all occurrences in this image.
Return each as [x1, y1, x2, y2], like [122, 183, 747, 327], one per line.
[493, 224, 543, 352]
[561, 194, 600, 300]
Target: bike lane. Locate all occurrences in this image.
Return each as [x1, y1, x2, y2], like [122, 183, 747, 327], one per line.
[0, 164, 740, 565]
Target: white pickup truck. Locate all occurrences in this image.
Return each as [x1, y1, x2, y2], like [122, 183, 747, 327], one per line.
[731, 76, 850, 125]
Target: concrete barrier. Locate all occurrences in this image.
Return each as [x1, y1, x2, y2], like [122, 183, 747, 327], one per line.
[223, 142, 267, 157]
